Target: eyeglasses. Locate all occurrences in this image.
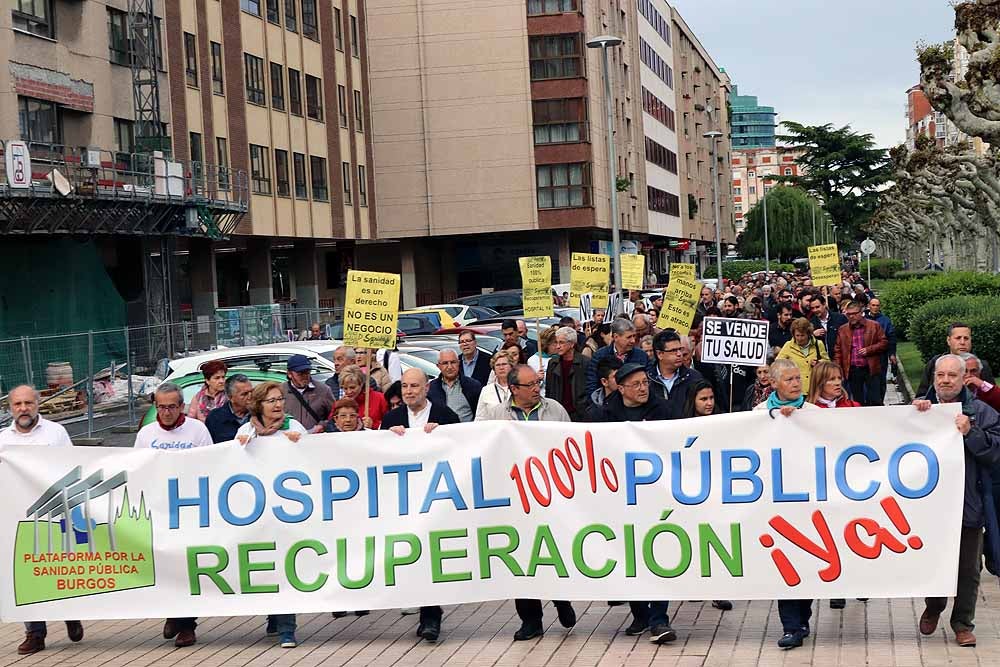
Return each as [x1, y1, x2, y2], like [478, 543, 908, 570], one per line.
[622, 380, 650, 390]
[155, 404, 181, 412]
[262, 397, 285, 405]
[512, 380, 542, 389]
[661, 347, 684, 355]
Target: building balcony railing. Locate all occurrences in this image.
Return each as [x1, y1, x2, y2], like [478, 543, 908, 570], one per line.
[0, 141, 248, 238]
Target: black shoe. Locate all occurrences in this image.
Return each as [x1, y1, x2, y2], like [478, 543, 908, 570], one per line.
[857, 598, 869, 602]
[65, 621, 84, 643]
[163, 619, 179, 640]
[800, 625, 810, 638]
[777, 631, 804, 649]
[556, 603, 577, 629]
[331, 611, 348, 618]
[607, 601, 626, 606]
[830, 599, 846, 610]
[417, 619, 440, 642]
[649, 623, 677, 644]
[711, 600, 733, 611]
[513, 622, 544, 641]
[624, 618, 648, 636]
[355, 610, 370, 616]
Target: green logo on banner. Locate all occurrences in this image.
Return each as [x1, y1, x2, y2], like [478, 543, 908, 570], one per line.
[13, 467, 155, 605]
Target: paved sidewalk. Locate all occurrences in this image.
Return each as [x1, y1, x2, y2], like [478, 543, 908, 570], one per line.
[5, 378, 988, 667]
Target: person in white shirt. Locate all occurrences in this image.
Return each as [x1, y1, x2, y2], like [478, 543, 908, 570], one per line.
[0, 385, 84, 655]
[134, 383, 213, 451]
[475, 352, 513, 420]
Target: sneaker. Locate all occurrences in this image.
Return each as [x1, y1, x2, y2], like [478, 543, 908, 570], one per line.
[777, 631, 804, 649]
[355, 610, 370, 616]
[331, 611, 348, 618]
[279, 632, 298, 649]
[624, 618, 648, 636]
[649, 623, 677, 644]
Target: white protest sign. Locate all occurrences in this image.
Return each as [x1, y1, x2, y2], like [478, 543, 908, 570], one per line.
[579, 293, 594, 322]
[701, 317, 770, 366]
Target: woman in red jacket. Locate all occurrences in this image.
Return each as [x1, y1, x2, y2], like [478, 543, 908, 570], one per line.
[334, 365, 388, 429]
[807, 360, 861, 409]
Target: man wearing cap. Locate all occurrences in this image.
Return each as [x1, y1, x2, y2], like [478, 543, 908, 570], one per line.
[282, 354, 335, 433]
[593, 362, 674, 643]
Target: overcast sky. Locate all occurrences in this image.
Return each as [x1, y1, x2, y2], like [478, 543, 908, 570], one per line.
[669, 0, 956, 149]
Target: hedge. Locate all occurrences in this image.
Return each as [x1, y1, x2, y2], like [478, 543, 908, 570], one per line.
[878, 272, 1000, 340]
[862, 258, 903, 279]
[908, 295, 1000, 378]
[703, 260, 795, 281]
[893, 269, 944, 280]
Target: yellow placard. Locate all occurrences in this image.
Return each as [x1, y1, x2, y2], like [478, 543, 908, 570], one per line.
[342, 270, 401, 349]
[522, 288, 554, 319]
[620, 254, 646, 291]
[569, 253, 610, 309]
[808, 244, 841, 287]
[667, 263, 700, 305]
[519, 256, 554, 318]
[656, 298, 697, 335]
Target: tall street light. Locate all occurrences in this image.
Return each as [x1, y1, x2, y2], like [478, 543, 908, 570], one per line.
[761, 185, 770, 273]
[703, 130, 724, 284]
[587, 35, 624, 312]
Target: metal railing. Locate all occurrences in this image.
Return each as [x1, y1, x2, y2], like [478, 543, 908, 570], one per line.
[0, 306, 343, 437]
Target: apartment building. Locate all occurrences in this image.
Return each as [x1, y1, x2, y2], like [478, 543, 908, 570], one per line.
[367, 0, 728, 304]
[731, 147, 806, 234]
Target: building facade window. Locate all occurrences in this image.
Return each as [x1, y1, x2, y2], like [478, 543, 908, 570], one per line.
[783, 167, 793, 176]
[342, 161, 352, 203]
[244, 53, 266, 105]
[211, 42, 224, 94]
[350, 15, 360, 57]
[285, 0, 297, 32]
[190, 132, 203, 163]
[334, 8, 344, 50]
[249, 144, 272, 194]
[302, 0, 318, 39]
[311, 156, 329, 201]
[266, 0, 279, 23]
[641, 87, 675, 131]
[358, 165, 367, 206]
[638, 38, 673, 88]
[274, 149, 290, 196]
[108, 9, 130, 65]
[644, 137, 677, 174]
[647, 186, 679, 216]
[13, 0, 53, 38]
[288, 68, 302, 115]
[217, 137, 230, 189]
[305, 75, 323, 120]
[733, 186, 741, 195]
[184, 33, 198, 87]
[532, 98, 586, 145]
[270, 62, 285, 110]
[354, 90, 363, 131]
[537, 163, 590, 209]
[526, 0, 576, 16]
[18, 96, 62, 144]
[637, 0, 670, 45]
[113, 118, 135, 155]
[529, 34, 582, 81]
[337, 85, 348, 127]
[242, 0, 262, 17]
[293, 152, 307, 198]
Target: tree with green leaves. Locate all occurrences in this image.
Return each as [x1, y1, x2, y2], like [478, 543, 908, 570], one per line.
[737, 186, 824, 263]
[776, 122, 891, 241]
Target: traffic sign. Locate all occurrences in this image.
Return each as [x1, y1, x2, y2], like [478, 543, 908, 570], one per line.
[861, 238, 876, 255]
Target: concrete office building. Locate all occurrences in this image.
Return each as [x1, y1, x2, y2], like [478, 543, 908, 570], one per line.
[367, 0, 730, 304]
[731, 147, 806, 233]
[730, 85, 776, 149]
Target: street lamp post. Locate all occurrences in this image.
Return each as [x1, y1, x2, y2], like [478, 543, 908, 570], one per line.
[762, 187, 770, 273]
[703, 130, 724, 284]
[587, 35, 624, 312]
[811, 204, 817, 246]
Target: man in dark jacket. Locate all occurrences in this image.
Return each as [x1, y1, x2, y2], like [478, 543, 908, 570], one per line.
[585, 318, 648, 394]
[205, 374, 252, 443]
[545, 326, 589, 420]
[648, 330, 702, 419]
[917, 322, 995, 397]
[914, 354, 1000, 648]
[585, 356, 622, 421]
[594, 363, 675, 644]
[768, 304, 794, 351]
[458, 331, 492, 386]
[381, 368, 459, 642]
[809, 293, 848, 358]
[427, 349, 482, 422]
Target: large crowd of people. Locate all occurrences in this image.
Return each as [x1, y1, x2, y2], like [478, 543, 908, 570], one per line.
[3, 266, 999, 656]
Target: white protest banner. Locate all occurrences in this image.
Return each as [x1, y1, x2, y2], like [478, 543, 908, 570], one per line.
[0, 406, 963, 621]
[579, 292, 594, 322]
[701, 317, 770, 366]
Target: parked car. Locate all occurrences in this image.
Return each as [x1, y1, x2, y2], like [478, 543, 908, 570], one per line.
[421, 304, 498, 326]
[453, 289, 524, 313]
[163, 345, 339, 382]
[325, 311, 444, 338]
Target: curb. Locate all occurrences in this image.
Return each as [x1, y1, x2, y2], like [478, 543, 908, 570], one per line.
[893, 358, 915, 404]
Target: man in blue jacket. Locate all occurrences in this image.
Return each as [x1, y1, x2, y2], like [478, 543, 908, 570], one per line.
[585, 318, 647, 394]
[913, 354, 1000, 648]
[427, 349, 482, 422]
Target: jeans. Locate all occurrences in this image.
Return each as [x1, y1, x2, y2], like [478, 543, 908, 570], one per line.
[167, 617, 197, 631]
[514, 599, 572, 625]
[847, 366, 882, 406]
[777, 599, 813, 633]
[629, 601, 670, 626]
[23, 621, 80, 637]
[925, 526, 983, 632]
[268, 614, 296, 635]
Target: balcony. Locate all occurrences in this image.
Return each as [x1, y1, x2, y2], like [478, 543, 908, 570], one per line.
[0, 142, 247, 238]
